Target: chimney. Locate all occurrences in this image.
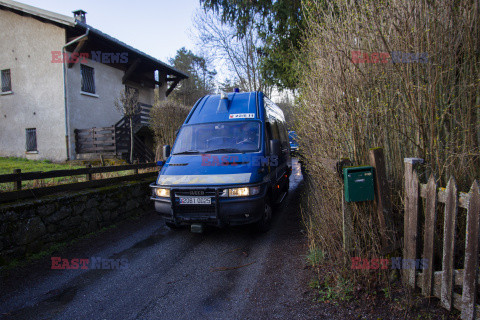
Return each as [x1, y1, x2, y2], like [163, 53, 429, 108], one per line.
[72, 10, 87, 23]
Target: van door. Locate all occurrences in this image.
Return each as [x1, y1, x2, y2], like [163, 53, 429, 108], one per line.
[277, 120, 291, 167]
[265, 121, 276, 180]
[268, 118, 284, 184]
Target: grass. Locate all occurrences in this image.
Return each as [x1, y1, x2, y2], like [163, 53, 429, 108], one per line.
[306, 247, 325, 267]
[310, 274, 354, 303]
[0, 157, 83, 175]
[0, 157, 154, 192]
[0, 157, 85, 191]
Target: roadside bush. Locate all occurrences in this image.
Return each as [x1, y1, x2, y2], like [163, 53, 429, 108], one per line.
[297, 0, 479, 286]
[149, 99, 191, 159]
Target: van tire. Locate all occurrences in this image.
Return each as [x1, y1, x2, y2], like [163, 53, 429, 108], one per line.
[165, 221, 181, 230]
[273, 179, 289, 209]
[255, 196, 272, 232]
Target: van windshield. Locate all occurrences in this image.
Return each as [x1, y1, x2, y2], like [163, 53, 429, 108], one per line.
[172, 121, 261, 155]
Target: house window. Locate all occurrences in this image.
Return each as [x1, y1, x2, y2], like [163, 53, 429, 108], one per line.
[81, 64, 95, 94]
[26, 128, 37, 152]
[1, 69, 12, 92]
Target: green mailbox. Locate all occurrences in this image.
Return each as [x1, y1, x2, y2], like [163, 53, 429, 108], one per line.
[343, 166, 375, 202]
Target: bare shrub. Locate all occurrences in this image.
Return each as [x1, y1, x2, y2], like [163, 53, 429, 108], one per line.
[297, 0, 479, 283]
[149, 100, 191, 159]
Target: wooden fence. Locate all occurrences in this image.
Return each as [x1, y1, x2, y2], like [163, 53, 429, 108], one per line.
[0, 162, 159, 204]
[403, 158, 480, 319]
[114, 117, 155, 163]
[75, 126, 116, 155]
[75, 115, 155, 163]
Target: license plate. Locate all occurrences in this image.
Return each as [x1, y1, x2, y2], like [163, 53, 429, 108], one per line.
[179, 197, 212, 205]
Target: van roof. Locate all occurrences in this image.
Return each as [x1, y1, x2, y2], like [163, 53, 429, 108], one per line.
[185, 92, 261, 125]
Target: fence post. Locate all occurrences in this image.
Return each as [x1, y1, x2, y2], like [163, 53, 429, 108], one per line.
[422, 174, 437, 296]
[461, 181, 480, 320]
[134, 160, 139, 175]
[369, 148, 391, 249]
[403, 158, 423, 287]
[113, 125, 118, 156]
[441, 176, 458, 311]
[86, 164, 92, 181]
[13, 169, 21, 191]
[74, 129, 79, 154]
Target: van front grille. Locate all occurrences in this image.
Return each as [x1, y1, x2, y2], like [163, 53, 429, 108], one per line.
[174, 189, 218, 197]
[172, 188, 221, 219]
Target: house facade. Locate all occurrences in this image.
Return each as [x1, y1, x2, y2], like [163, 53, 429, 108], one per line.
[0, 0, 187, 162]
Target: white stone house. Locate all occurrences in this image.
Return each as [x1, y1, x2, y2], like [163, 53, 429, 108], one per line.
[0, 0, 187, 162]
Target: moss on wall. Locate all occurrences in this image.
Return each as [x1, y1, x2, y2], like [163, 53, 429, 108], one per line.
[0, 178, 155, 265]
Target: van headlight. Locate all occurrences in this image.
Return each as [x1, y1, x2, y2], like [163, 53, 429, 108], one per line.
[155, 188, 170, 198]
[228, 186, 261, 197]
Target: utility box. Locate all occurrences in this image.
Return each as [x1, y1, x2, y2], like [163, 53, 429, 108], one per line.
[343, 166, 375, 202]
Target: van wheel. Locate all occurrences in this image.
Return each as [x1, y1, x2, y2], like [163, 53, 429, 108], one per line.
[255, 196, 272, 232]
[273, 180, 289, 209]
[165, 221, 181, 230]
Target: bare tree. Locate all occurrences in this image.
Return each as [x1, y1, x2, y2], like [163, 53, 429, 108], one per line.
[114, 87, 139, 163]
[193, 10, 272, 96]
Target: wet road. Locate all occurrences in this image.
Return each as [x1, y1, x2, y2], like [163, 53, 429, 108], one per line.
[1, 159, 312, 320]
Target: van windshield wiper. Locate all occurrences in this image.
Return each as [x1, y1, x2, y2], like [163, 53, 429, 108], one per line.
[173, 150, 201, 155]
[205, 148, 243, 154]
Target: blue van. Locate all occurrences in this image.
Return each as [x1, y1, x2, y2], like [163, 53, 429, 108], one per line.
[150, 91, 291, 232]
[288, 131, 299, 155]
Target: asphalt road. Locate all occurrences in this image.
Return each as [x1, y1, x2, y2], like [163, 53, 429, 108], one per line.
[1, 159, 317, 320]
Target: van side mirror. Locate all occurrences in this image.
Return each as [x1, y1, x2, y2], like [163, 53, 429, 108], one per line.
[269, 139, 281, 156]
[163, 145, 171, 160]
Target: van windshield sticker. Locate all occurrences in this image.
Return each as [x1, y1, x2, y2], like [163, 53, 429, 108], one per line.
[229, 113, 255, 119]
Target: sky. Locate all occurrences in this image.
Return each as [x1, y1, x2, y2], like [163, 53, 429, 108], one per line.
[18, 0, 201, 64]
[15, 0, 291, 101]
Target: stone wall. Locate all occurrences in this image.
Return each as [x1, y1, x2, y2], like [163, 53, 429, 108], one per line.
[0, 178, 155, 265]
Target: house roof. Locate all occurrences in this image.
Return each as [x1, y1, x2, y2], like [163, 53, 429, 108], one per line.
[74, 22, 188, 79]
[0, 0, 188, 81]
[0, 0, 75, 27]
